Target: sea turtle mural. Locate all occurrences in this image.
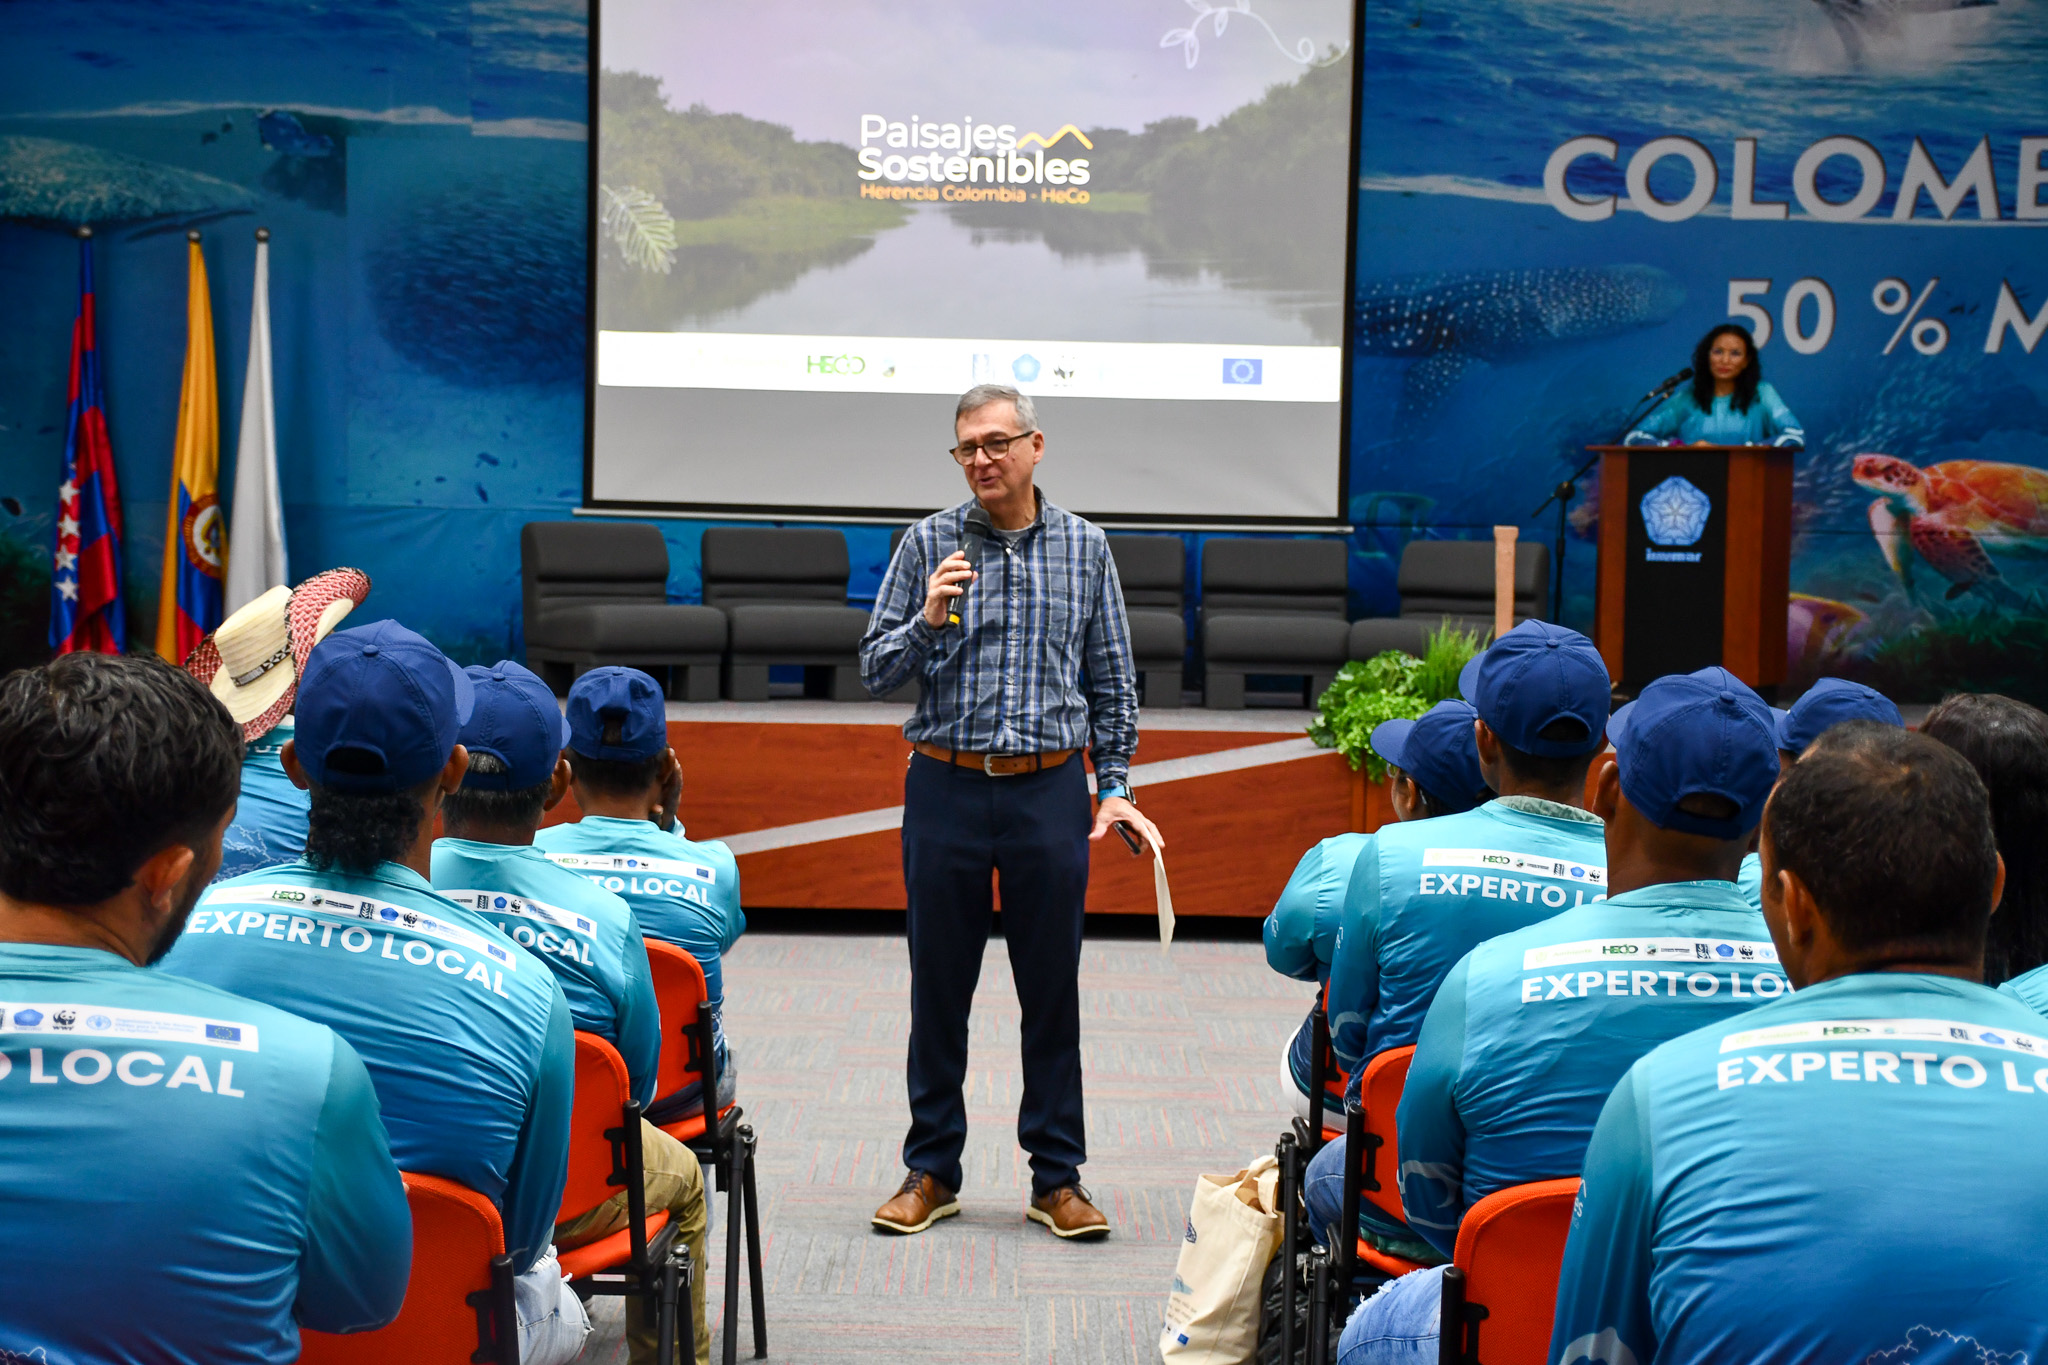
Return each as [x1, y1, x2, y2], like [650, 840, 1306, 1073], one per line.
[1852, 454, 2048, 602]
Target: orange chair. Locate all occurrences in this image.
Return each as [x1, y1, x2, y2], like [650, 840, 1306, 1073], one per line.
[1300, 990, 1352, 1151]
[556, 1029, 689, 1362]
[1439, 1178, 1581, 1365]
[642, 938, 766, 1364]
[1338, 1045, 1431, 1281]
[298, 1171, 517, 1364]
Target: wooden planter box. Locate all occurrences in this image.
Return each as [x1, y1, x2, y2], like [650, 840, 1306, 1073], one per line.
[1349, 765, 1396, 833]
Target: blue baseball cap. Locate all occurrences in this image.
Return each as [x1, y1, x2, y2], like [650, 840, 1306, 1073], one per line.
[459, 661, 570, 790]
[566, 666, 667, 761]
[1370, 700, 1490, 814]
[295, 619, 475, 794]
[1457, 621, 1611, 756]
[1608, 666, 1779, 839]
[1776, 677, 1902, 754]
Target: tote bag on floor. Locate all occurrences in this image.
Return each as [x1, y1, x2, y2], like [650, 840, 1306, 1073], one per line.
[1160, 1153, 1283, 1364]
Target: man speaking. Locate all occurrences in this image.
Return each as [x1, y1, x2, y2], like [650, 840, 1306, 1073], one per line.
[861, 384, 1163, 1242]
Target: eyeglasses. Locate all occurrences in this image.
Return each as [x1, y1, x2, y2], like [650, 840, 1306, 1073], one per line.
[949, 430, 1036, 465]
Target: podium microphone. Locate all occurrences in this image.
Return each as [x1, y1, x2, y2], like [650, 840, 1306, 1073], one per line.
[945, 504, 993, 628]
[1639, 366, 1693, 403]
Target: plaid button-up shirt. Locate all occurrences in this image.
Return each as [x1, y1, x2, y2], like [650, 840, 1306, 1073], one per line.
[860, 494, 1139, 789]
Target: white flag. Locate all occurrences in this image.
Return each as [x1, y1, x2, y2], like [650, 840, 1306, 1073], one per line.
[225, 231, 285, 613]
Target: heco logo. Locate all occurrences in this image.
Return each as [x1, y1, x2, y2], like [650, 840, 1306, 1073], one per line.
[807, 354, 865, 376]
[1602, 944, 1640, 956]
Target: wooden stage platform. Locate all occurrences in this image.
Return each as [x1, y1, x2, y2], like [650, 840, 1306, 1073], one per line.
[542, 701, 1378, 919]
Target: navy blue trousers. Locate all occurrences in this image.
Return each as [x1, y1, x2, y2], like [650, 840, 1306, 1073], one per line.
[900, 751, 1090, 1197]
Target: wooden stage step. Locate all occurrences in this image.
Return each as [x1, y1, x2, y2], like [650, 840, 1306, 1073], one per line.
[541, 701, 1369, 919]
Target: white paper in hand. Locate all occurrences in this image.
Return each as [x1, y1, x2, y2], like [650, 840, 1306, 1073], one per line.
[1154, 846, 1175, 951]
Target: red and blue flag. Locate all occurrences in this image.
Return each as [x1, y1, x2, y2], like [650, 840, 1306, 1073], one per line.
[51, 235, 128, 655]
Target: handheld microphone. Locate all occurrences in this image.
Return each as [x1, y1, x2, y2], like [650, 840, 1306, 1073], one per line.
[945, 505, 993, 628]
[1640, 367, 1693, 403]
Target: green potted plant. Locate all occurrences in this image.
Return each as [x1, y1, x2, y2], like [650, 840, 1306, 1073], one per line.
[1309, 621, 1488, 829]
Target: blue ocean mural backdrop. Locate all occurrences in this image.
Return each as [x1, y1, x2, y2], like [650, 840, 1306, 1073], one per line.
[1348, 0, 2048, 701]
[2, 0, 2045, 703]
[0, 0, 601, 670]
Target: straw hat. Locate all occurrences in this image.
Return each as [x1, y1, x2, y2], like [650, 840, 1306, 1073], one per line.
[183, 567, 371, 740]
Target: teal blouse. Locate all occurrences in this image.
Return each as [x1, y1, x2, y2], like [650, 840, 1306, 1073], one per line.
[1625, 382, 1804, 447]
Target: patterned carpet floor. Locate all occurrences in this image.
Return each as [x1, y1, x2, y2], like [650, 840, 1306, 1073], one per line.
[581, 927, 1314, 1365]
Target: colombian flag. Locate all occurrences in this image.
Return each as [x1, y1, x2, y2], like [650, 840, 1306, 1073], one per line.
[156, 234, 223, 661]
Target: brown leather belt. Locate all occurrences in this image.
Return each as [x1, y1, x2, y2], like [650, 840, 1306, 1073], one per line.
[911, 742, 1076, 777]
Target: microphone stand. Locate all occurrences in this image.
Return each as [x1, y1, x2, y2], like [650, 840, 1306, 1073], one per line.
[1530, 379, 1685, 623]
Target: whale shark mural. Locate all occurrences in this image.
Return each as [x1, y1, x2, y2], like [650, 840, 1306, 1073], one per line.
[0, 135, 257, 232]
[1353, 264, 1686, 420]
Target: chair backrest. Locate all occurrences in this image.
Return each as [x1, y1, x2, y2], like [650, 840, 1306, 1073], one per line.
[643, 938, 718, 1108]
[1200, 538, 1347, 615]
[298, 1172, 511, 1365]
[700, 527, 850, 606]
[1396, 540, 1549, 625]
[559, 1030, 636, 1222]
[1358, 1044, 1414, 1225]
[522, 520, 671, 627]
[1447, 1178, 1581, 1365]
[1106, 534, 1185, 611]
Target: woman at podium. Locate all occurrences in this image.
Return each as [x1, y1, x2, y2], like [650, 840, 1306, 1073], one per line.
[1624, 323, 1805, 448]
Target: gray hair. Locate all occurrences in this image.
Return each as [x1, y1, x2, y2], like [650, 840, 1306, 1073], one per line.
[956, 384, 1037, 431]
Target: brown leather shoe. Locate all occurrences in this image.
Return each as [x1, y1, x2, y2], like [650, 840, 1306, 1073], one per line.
[872, 1170, 960, 1235]
[1027, 1185, 1110, 1240]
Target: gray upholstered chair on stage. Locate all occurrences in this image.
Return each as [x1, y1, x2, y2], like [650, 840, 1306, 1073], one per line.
[1346, 540, 1551, 660]
[521, 521, 727, 700]
[1106, 534, 1187, 708]
[700, 527, 871, 701]
[1199, 538, 1351, 709]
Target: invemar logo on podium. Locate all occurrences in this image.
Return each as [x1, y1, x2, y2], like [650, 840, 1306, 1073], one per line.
[1641, 475, 1712, 563]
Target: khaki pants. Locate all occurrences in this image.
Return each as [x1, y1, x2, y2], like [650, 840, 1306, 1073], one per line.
[555, 1120, 710, 1365]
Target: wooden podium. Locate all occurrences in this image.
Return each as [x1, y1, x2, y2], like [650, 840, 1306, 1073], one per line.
[1590, 444, 1793, 692]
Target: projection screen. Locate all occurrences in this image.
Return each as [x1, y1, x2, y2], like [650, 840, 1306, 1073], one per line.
[588, 0, 1360, 524]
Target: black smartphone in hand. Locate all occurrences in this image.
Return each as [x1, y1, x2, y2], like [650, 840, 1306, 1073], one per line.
[1114, 821, 1144, 856]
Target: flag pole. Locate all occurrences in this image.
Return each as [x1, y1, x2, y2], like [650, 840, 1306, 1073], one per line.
[226, 224, 286, 613]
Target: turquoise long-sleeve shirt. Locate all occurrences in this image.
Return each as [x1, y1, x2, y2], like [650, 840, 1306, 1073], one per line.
[160, 859, 574, 1273]
[215, 721, 311, 882]
[1624, 381, 1804, 447]
[1327, 800, 1609, 1079]
[1264, 833, 1370, 984]
[1, 943, 410, 1363]
[534, 816, 744, 1053]
[1395, 881, 1781, 1259]
[433, 838, 662, 1110]
[1551, 972, 2048, 1365]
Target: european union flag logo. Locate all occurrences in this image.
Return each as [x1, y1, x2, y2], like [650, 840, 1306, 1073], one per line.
[205, 1024, 242, 1042]
[1221, 358, 1262, 385]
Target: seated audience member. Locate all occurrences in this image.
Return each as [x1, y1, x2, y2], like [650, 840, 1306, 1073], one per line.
[1924, 693, 2048, 989]
[536, 666, 744, 1116]
[1736, 677, 1900, 909]
[433, 660, 712, 1364]
[1551, 724, 2048, 1364]
[0, 653, 409, 1362]
[1267, 701, 1489, 1125]
[1310, 624, 1611, 1261]
[1331, 668, 1786, 1363]
[182, 568, 371, 880]
[159, 620, 590, 1364]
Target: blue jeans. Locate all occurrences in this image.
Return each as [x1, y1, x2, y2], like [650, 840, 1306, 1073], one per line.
[1303, 1135, 1445, 1265]
[1337, 1266, 1444, 1365]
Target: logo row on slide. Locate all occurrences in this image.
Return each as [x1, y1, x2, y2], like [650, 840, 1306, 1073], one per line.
[597, 332, 1340, 403]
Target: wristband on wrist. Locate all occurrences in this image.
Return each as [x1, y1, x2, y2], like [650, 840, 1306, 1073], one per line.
[1097, 781, 1131, 803]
